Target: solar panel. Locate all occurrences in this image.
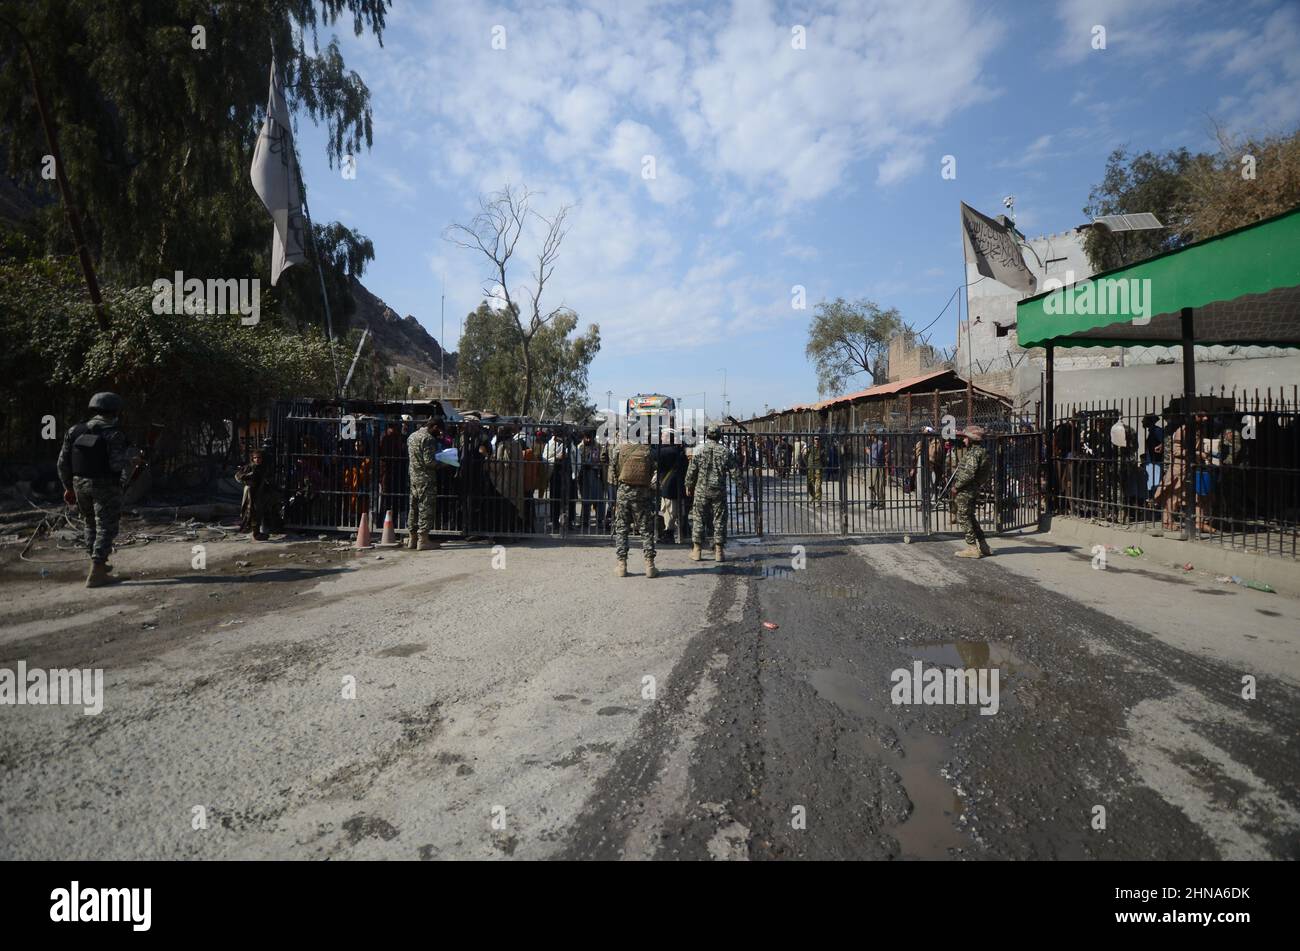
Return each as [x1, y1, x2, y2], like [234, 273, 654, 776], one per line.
[1092, 213, 1164, 232]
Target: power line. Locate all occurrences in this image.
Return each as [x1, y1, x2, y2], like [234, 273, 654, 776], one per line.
[914, 276, 985, 338]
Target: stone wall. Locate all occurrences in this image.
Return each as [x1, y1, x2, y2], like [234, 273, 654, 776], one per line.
[887, 333, 944, 381]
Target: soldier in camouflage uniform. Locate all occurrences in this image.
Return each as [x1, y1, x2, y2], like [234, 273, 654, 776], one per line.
[57, 392, 140, 588]
[685, 425, 742, 562]
[612, 439, 657, 578]
[805, 434, 825, 502]
[950, 425, 993, 558]
[406, 418, 440, 551]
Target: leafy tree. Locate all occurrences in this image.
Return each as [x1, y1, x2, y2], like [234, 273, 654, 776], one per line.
[805, 297, 904, 396]
[456, 301, 599, 419]
[0, 0, 387, 330]
[1182, 127, 1300, 239]
[457, 302, 520, 414]
[1081, 147, 1201, 271]
[529, 311, 601, 422]
[0, 236, 346, 462]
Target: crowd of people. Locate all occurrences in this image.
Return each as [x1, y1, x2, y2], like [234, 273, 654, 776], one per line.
[1051, 409, 1287, 534]
[257, 416, 1009, 544]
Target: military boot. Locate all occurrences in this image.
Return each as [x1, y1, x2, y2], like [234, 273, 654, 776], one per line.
[417, 535, 438, 551]
[645, 555, 659, 579]
[689, 543, 702, 561]
[978, 541, 993, 557]
[714, 545, 725, 563]
[955, 544, 983, 559]
[616, 558, 627, 578]
[85, 560, 114, 588]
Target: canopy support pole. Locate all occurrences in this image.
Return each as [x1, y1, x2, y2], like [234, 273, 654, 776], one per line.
[1045, 345, 1055, 517]
[1044, 344, 1055, 516]
[1181, 307, 1196, 541]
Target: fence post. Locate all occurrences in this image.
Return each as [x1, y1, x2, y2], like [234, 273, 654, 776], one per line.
[839, 441, 849, 535]
[994, 435, 1004, 534]
[921, 433, 932, 536]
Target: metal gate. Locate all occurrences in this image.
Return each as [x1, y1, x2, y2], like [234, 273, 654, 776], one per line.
[721, 430, 1042, 538]
[995, 431, 1043, 532]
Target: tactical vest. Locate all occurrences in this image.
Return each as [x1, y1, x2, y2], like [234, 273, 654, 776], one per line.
[617, 442, 652, 487]
[69, 424, 118, 479]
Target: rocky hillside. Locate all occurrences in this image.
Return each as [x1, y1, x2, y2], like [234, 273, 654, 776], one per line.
[348, 277, 457, 388]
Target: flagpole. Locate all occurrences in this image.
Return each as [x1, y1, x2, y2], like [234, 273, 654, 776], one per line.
[295, 162, 341, 399]
[960, 205, 972, 426]
[266, 41, 340, 398]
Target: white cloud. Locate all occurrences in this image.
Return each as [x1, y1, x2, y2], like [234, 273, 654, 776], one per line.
[1052, 0, 1185, 64]
[327, 0, 1008, 357]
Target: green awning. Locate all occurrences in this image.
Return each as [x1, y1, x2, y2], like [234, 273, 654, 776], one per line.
[1016, 205, 1300, 349]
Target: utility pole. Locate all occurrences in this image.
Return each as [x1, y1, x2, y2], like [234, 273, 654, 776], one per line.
[440, 275, 446, 400]
[718, 367, 728, 419]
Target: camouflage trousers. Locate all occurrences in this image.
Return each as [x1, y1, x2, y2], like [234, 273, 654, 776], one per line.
[613, 484, 656, 559]
[408, 476, 437, 537]
[73, 476, 122, 562]
[806, 469, 822, 502]
[953, 490, 987, 546]
[690, 492, 728, 547]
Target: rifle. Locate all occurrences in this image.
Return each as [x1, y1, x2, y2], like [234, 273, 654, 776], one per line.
[938, 460, 961, 496]
[124, 423, 164, 491]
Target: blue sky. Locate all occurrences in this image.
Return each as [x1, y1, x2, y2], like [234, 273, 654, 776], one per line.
[293, 0, 1300, 417]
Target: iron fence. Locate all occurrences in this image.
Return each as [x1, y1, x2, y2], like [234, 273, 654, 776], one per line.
[721, 431, 1036, 538]
[270, 400, 686, 542]
[1049, 390, 1300, 560]
[266, 401, 1042, 543]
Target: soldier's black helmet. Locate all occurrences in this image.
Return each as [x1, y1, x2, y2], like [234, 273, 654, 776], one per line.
[88, 392, 122, 415]
[706, 424, 722, 440]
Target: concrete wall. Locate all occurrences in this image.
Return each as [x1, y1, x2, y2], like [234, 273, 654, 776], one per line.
[1014, 352, 1300, 411]
[957, 227, 1119, 394]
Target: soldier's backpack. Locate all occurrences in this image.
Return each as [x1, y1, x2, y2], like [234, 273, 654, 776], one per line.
[69, 424, 116, 479]
[617, 442, 652, 487]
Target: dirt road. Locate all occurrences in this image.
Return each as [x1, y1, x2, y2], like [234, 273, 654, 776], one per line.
[1, 524, 1297, 859]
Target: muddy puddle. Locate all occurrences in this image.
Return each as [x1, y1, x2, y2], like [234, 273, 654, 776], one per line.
[910, 639, 1043, 679]
[806, 667, 969, 859]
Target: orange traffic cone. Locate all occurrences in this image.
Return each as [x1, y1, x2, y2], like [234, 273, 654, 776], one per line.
[376, 509, 401, 547]
[353, 511, 374, 549]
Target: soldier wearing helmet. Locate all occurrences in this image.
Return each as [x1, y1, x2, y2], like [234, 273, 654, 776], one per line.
[685, 424, 743, 562]
[57, 392, 142, 587]
[950, 425, 993, 558]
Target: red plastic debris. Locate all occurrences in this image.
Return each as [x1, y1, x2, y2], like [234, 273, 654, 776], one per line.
[762, 621, 779, 630]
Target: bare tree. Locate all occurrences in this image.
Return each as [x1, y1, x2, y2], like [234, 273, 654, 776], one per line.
[445, 185, 574, 417]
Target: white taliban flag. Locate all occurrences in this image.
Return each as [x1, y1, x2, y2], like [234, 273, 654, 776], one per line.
[250, 59, 306, 285]
[960, 201, 1037, 296]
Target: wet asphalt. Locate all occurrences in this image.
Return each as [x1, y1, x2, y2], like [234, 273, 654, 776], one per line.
[561, 536, 1300, 860]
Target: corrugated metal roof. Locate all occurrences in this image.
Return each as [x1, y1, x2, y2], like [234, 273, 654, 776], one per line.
[788, 369, 960, 411]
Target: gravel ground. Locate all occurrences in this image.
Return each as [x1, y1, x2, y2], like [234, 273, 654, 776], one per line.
[0, 526, 717, 859]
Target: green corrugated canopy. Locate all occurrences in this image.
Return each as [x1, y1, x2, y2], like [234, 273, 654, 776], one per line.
[1017, 205, 1300, 349]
